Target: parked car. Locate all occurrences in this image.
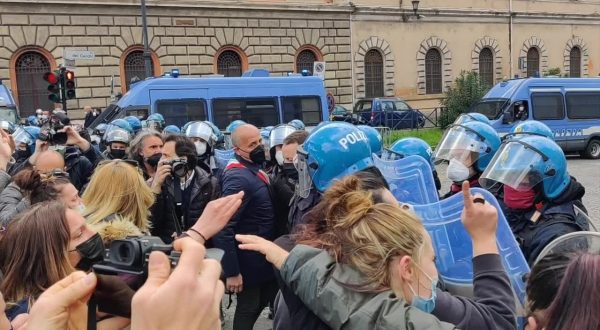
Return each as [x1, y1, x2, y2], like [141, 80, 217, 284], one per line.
[330, 105, 366, 125]
[354, 97, 425, 129]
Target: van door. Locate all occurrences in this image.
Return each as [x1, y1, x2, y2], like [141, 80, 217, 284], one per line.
[564, 90, 600, 154]
[149, 89, 209, 128]
[530, 91, 566, 149]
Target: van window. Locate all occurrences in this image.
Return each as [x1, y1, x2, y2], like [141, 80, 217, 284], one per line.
[213, 98, 278, 129]
[355, 101, 372, 112]
[566, 92, 600, 119]
[282, 96, 322, 125]
[156, 99, 208, 128]
[394, 101, 411, 111]
[532, 93, 564, 120]
[124, 107, 148, 120]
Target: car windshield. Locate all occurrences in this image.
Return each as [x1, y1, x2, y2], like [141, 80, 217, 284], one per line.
[470, 98, 509, 119]
[0, 109, 17, 123]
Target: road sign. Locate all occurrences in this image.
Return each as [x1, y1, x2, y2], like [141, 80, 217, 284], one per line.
[327, 92, 335, 111]
[313, 61, 326, 80]
[62, 58, 76, 70]
[64, 50, 95, 60]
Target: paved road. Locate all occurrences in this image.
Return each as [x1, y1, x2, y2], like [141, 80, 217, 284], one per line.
[222, 157, 599, 330]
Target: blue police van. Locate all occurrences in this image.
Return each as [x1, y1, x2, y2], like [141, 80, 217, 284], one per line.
[0, 83, 20, 124]
[92, 69, 329, 130]
[470, 78, 600, 159]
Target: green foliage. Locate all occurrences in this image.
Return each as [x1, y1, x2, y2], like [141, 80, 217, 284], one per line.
[547, 67, 561, 76]
[440, 71, 490, 128]
[385, 128, 443, 148]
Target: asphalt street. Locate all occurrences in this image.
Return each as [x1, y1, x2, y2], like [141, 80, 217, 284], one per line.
[222, 157, 599, 330]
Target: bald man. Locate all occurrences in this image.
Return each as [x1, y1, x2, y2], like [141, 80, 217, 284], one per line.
[33, 150, 66, 173]
[212, 124, 277, 330]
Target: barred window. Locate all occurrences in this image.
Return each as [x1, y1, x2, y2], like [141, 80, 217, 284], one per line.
[296, 49, 317, 74]
[570, 46, 581, 78]
[364, 49, 384, 98]
[124, 50, 154, 91]
[425, 49, 442, 94]
[527, 48, 540, 78]
[15, 51, 53, 116]
[479, 47, 494, 87]
[217, 50, 243, 77]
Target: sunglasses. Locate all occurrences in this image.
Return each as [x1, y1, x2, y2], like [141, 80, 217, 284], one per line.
[39, 169, 70, 183]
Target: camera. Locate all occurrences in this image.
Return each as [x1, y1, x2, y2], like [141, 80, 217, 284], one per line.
[164, 158, 188, 178]
[92, 236, 223, 276]
[39, 115, 67, 145]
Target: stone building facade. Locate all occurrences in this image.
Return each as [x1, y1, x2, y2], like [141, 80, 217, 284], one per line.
[0, 0, 599, 119]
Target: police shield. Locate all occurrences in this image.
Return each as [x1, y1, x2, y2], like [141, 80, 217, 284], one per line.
[411, 187, 529, 307]
[214, 149, 235, 170]
[533, 231, 600, 266]
[373, 154, 439, 205]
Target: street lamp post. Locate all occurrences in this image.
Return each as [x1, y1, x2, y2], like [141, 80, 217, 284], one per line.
[412, 0, 420, 16]
[141, 0, 152, 78]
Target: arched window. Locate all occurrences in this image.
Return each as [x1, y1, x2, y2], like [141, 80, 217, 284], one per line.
[14, 51, 53, 116]
[425, 49, 442, 94]
[296, 49, 317, 74]
[123, 50, 154, 91]
[570, 46, 581, 78]
[217, 50, 243, 77]
[527, 48, 540, 78]
[364, 49, 384, 98]
[479, 47, 494, 87]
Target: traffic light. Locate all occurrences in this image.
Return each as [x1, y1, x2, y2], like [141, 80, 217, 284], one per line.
[64, 70, 76, 99]
[43, 71, 60, 103]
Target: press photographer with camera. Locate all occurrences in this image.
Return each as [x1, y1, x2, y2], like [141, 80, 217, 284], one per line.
[150, 134, 221, 244]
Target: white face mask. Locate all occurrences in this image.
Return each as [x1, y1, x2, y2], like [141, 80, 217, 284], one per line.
[195, 141, 207, 156]
[275, 150, 284, 166]
[446, 158, 471, 182]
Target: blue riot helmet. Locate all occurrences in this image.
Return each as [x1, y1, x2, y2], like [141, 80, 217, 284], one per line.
[0, 121, 16, 134]
[356, 125, 383, 157]
[296, 122, 373, 198]
[288, 119, 305, 131]
[505, 120, 555, 141]
[203, 121, 224, 147]
[224, 120, 246, 149]
[433, 121, 501, 173]
[94, 123, 108, 137]
[124, 116, 142, 134]
[453, 112, 492, 126]
[385, 137, 434, 166]
[226, 120, 246, 134]
[163, 125, 181, 134]
[147, 113, 166, 131]
[27, 116, 39, 127]
[13, 126, 40, 154]
[480, 135, 570, 199]
[269, 124, 297, 165]
[109, 119, 134, 135]
[141, 120, 148, 129]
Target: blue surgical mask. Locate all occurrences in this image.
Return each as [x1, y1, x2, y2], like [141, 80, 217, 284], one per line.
[408, 264, 438, 313]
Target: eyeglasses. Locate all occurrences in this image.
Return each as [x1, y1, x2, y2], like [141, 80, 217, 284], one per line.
[97, 159, 143, 175]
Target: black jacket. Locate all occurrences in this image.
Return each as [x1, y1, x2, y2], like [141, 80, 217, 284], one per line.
[507, 178, 588, 264]
[212, 155, 276, 286]
[288, 189, 321, 232]
[270, 167, 296, 237]
[150, 166, 221, 244]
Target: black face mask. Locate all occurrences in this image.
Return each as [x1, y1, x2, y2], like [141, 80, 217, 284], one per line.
[248, 145, 266, 165]
[110, 149, 126, 159]
[145, 153, 162, 167]
[73, 233, 105, 270]
[282, 163, 298, 181]
[15, 149, 31, 161]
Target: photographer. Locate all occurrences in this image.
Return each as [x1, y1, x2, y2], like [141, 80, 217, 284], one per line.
[150, 134, 221, 244]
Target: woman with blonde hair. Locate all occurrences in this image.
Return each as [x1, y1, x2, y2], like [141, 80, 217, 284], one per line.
[82, 159, 154, 244]
[237, 177, 515, 329]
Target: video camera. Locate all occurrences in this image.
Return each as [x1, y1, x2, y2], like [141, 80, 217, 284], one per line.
[39, 114, 68, 145]
[92, 236, 223, 276]
[163, 158, 188, 178]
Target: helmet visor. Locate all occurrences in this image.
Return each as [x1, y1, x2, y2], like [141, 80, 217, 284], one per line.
[295, 147, 312, 199]
[382, 148, 404, 161]
[105, 129, 131, 144]
[186, 122, 214, 143]
[453, 114, 474, 125]
[13, 127, 34, 145]
[479, 141, 544, 191]
[269, 125, 296, 149]
[223, 134, 233, 150]
[433, 125, 490, 166]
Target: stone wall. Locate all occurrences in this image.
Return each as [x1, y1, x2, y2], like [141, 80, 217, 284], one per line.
[0, 2, 352, 119]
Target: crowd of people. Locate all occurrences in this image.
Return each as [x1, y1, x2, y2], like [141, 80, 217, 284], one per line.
[0, 105, 597, 330]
